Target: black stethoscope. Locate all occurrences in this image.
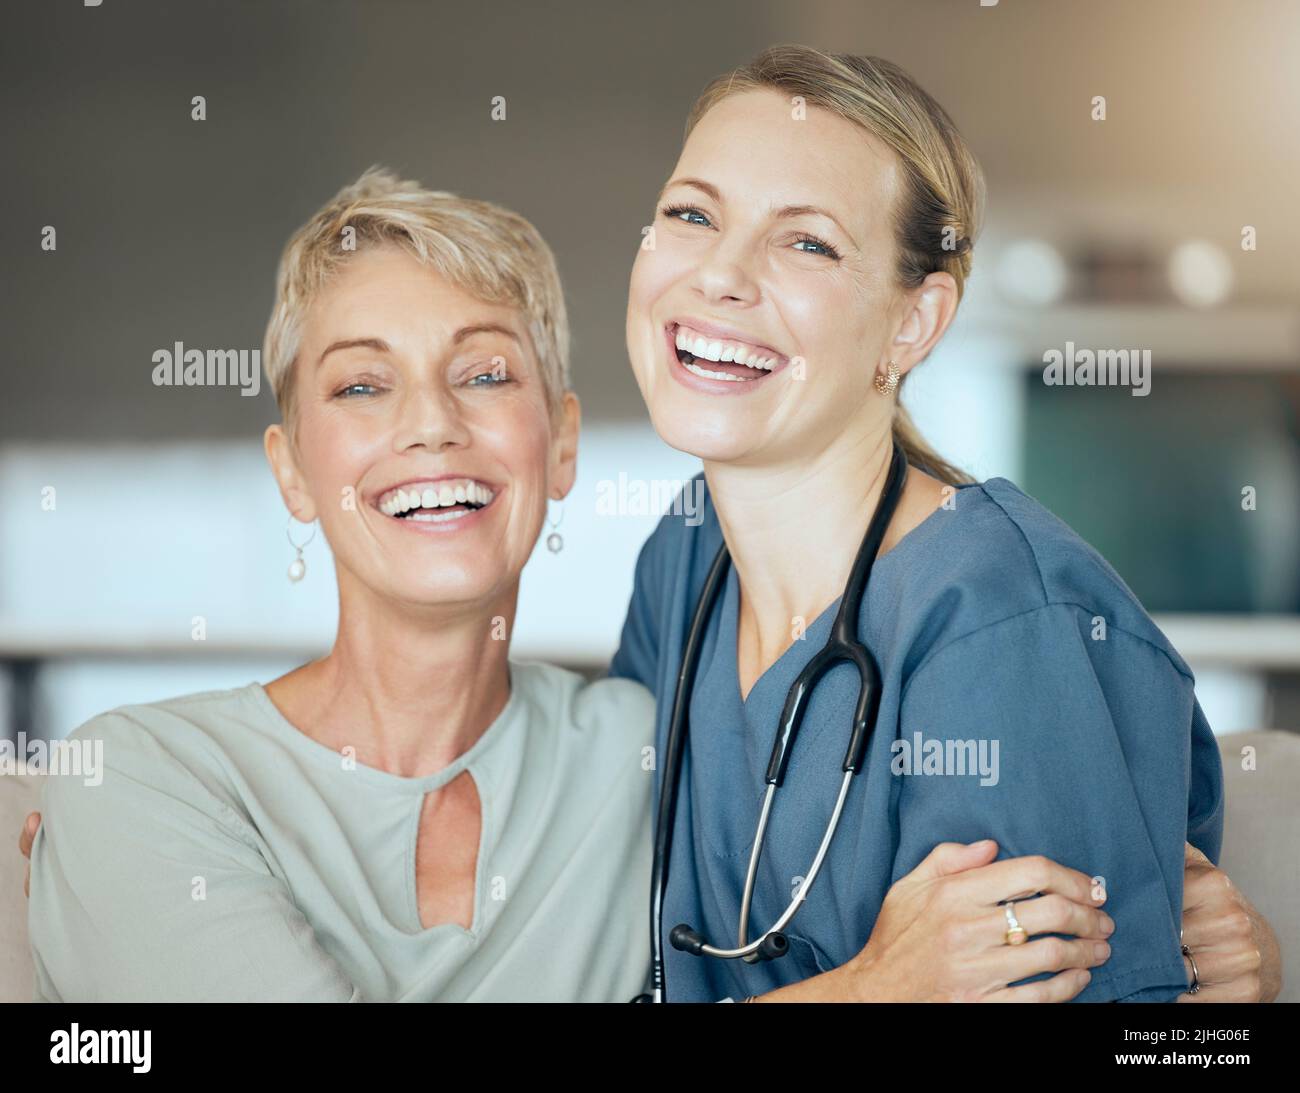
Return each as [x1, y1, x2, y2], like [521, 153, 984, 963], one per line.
[639, 441, 909, 1002]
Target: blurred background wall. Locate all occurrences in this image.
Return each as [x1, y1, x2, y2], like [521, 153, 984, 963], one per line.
[2, 0, 1298, 742]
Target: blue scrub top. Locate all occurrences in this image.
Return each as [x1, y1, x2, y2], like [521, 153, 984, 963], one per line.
[609, 472, 1224, 1003]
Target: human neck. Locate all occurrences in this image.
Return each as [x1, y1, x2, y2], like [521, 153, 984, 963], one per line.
[271, 576, 518, 779]
[703, 423, 897, 700]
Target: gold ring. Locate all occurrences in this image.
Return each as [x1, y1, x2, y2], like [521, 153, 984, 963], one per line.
[1004, 900, 1027, 945]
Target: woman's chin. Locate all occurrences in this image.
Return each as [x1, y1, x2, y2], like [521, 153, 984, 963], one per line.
[649, 408, 760, 465]
[340, 554, 512, 614]
[384, 574, 504, 613]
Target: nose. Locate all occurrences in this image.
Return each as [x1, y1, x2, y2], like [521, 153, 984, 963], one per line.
[689, 230, 762, 308]
[391, 382, 471, 453]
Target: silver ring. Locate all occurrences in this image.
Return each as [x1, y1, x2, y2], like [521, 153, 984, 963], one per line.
[1003, 901, 1027, 946]
[1181, 944, 1200, 994]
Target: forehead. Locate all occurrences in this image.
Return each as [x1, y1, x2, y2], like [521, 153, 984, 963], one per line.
[304, 244, 526, 344]
[677, 88, 899, 240]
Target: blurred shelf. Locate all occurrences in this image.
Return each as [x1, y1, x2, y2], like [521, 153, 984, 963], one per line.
[1154, 614, 1300, 669]
[969, 303, 1300, 367]
[0, 622, 326, 660]
[2, 617, 1295, 671]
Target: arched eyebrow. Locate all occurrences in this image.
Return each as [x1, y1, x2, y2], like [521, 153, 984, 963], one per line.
[451, 323, 521, 346]
[317, 337, 390, 366]
[317, 325, 521, 367]
[659, 176, 725, 205]
[659, 177, 858, 250]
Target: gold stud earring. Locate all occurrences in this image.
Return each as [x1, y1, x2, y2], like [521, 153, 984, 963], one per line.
[874, 360, 901, 396]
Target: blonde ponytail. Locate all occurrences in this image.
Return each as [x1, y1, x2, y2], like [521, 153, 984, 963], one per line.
[891, 404, 975, 488]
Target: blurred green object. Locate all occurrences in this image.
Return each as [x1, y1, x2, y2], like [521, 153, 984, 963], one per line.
[1022, 370, 1300, 613]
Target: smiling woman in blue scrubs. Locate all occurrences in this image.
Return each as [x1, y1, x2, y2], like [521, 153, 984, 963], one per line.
[612, 46, 1225, 1003]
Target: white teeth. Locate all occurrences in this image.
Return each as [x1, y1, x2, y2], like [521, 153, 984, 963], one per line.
[407, 509, 472, 524]
[673, 324, 781, 372]
[378, 479, 496, 516]
[684, 361, 748, 382]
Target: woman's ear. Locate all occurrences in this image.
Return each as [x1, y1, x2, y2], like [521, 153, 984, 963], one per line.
[888, 270, 959, 378]
[549, 392, 582, 500]
[263, 423, 318, 522]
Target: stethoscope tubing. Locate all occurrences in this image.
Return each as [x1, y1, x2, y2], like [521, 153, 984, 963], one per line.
[648, 540, 731, 1001]
[647, 441, 909, 1002]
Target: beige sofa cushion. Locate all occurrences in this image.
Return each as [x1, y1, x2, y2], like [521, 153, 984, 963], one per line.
[0, 769, 43, 1003]
[1216, 729, 1299, 1002]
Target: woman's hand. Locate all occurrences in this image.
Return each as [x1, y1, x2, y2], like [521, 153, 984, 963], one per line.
[756, 840, 1113, 1002]
[19, 814, 1279, 1001]
[18, 811, 39, 897]
[1178, 841, 1281, 1002]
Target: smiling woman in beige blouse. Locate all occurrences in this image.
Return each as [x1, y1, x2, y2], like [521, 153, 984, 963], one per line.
[24, 167, 1277, 1002]
[26, 170, 658, 1002]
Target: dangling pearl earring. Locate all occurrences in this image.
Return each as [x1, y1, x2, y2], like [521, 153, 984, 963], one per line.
[286, 516, 317, 582]
[874, 360, 901, 396]
[545, 500, 565, 554]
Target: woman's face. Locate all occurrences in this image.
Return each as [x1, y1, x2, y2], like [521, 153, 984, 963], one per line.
[626, 87, 911, 466]
[265, 244, 579, 612]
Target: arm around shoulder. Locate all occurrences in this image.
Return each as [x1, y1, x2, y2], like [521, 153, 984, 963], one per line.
[893, 604, 1214, 1002]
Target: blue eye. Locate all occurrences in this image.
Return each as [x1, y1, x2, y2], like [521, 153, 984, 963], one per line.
[335, 383, 380, 398]
[661, 204, 712, 228]
[793, 233, 842, 261]
[468, 370, 510, 387]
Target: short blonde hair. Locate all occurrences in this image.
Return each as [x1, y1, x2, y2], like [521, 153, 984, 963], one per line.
[262, 166, 571, 427]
